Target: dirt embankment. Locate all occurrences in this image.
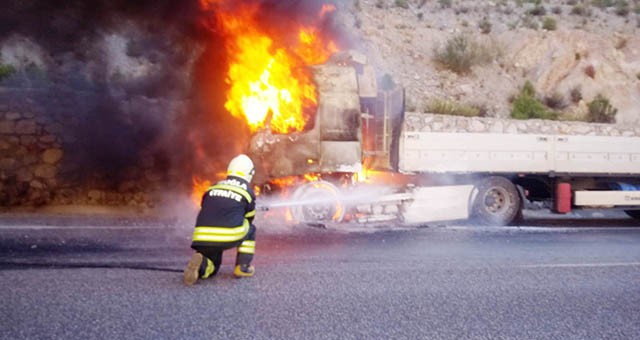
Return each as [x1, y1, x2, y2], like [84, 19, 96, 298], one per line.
[344, 0, 640, 124]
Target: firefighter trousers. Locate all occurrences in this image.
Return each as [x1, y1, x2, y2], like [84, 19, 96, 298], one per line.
[191, 224, 256, 277]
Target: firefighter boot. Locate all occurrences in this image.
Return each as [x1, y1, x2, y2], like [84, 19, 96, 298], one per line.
[233, 264, 255, 278]
[184, 252, 206, 286]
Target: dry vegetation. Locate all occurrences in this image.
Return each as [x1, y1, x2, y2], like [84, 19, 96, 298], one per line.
[346, 0, 640, 124]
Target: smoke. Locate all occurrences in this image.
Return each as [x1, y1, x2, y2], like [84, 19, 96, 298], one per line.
[179, 0, 351, 182]
[259, 0, 350, 49]
[0, 1, 205, 189]
[0, 0, 352, 201]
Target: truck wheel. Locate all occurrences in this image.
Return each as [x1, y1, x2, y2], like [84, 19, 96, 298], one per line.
[472, 176, 522, 226]
[624, 210, 640, 219]
[291, 181, 345, 223]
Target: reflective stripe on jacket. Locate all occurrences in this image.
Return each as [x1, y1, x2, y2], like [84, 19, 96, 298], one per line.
[192, 218, 250, 243]
[209, 183, 253, 204]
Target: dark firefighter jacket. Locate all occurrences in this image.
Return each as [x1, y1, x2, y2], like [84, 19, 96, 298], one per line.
[191, 176, 256, 247]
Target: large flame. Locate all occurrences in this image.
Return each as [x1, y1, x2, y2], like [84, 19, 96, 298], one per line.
[192, 1, 339, 207]
[204, 1, 338, 134]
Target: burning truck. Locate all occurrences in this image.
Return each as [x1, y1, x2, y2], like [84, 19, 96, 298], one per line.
[246, 50, 640, 226]
[200, 0, 640, 226]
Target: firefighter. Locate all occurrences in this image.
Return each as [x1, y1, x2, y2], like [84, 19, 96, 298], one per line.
[183, 154, 257, 285]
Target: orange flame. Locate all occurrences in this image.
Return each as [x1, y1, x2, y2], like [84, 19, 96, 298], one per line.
[191, 177, 213, 206]
[303, 173, 320, 182]
[205, 1, 338, 134]
[199, 0, 221, 9]
[296, 28, 338, 65]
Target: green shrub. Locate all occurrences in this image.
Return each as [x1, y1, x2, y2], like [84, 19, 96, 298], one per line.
[438, 0, 452, 8]
[433, 35, 475, 74]
[394, 0, 409, 9]
[510, 81, 558, 120]
[521, 80, 536, 97]
[586, 94, 617, 123]
[433, 34, 499, 74]
[591, 0, 615, 8]
[570, 86, 583, 103]
[0, 64, 16, 81]
[427, 99, 483, 117]
[542, 17, 557, 30]
[474, 103, 489, 117]
[512, 96, 557, 120]
[615, 0, 630, 16]
[528, 5, 547, 16]
[571, 5, 591, 16]
[544, 92, 567, 109]
[479, 17, 492, 34]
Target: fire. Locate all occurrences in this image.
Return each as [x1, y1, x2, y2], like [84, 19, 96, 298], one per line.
[191, 177, 213, 206]
[269, 175, 299, 189]
[296, 4, 338, 65]
[192, 2, 340, 208]
[265, 173, 345, 222]
[296, 28, 338, 65]
[203, 1, 339, 134]
[303, 173, 320, 182]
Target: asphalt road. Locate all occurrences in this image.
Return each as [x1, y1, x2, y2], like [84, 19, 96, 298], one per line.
[1, 213, 639, 340]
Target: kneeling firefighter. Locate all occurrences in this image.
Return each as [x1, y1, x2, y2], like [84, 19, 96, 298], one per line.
[183, 154, 257, 285]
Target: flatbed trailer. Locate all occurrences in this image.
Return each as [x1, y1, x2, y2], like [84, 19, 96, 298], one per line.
[250, 51, 640, 225]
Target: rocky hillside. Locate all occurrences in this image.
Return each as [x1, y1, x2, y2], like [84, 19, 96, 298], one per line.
[342, 0, 640, 124]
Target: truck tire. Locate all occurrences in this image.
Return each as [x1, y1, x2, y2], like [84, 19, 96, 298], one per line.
[472, 176, 522, 226]
[624, 210, 640, 219]
[291, 180, 345, 224]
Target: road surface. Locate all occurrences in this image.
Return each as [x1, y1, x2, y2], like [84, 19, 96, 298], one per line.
[1, 212, 639, 339]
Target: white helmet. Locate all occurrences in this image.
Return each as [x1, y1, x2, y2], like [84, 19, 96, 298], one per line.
[227, 154, 255, 183]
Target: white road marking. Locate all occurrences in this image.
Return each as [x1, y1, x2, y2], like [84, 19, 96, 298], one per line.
[0, 225, 167, 230]
[521, 262, 640, 269]
[445, 226, 640, 233]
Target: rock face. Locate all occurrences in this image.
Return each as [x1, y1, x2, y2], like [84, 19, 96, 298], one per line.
[42, 149, 63, 164]
[0, 101, 60, 206]
[347, 0, 640, 125]
[0, 88, 172, 208]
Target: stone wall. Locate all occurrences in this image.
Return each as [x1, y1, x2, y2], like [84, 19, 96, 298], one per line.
[3, 99, 638, 209]
[0, 87, 173, 209]
[404, 112, 640, 137]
